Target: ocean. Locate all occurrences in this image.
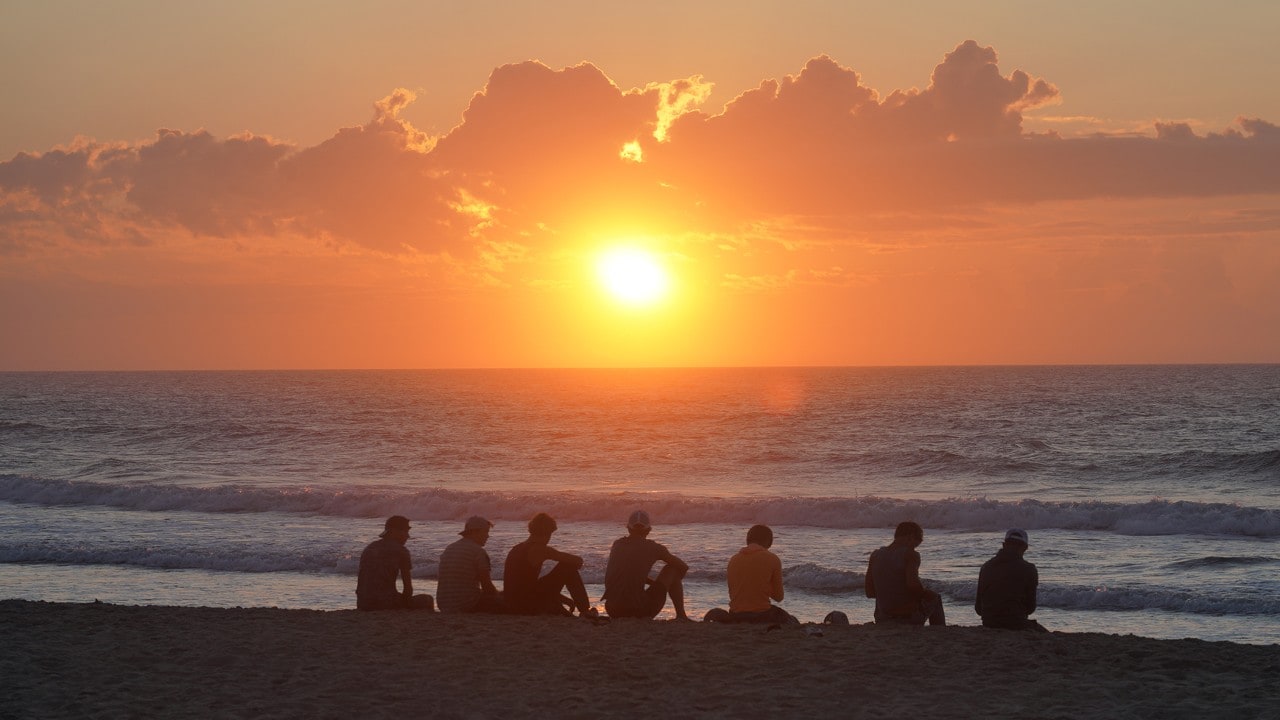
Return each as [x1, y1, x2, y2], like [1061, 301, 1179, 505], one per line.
[1, 366, 1277, 644]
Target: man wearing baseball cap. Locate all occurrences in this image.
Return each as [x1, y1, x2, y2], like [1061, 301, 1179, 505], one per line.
[355, 515, 434, 611]
[602, 510, 689, 620]
[436, 516, 505, 614]
[975, 528, 1046, 631]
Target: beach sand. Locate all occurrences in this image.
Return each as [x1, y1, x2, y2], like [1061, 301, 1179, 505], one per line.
[2, 600, 1277, 719]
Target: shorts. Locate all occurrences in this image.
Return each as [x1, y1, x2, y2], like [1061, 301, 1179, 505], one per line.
[606, 582, 667, 619]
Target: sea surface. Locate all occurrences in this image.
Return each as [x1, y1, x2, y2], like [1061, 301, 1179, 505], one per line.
[1, 366, 1278, 644]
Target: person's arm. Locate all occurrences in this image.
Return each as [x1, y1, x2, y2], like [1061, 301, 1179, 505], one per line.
[399, 552, 415, 599]
[904, 550, 931, 598]
[1025, 565, 1038, 615]
[974, 565, 986, 615]
[658, 548, 688, 576]
[542, 545, 583, 570]
[770, 554, 784, 602]
[478, 552, 498, 596]
[864, 555, 876, 598]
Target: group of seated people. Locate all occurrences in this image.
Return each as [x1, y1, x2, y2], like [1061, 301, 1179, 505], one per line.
[356, 512, 1044, 631]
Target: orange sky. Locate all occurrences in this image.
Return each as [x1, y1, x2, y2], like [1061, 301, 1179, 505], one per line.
[3, 8, 1280, 369]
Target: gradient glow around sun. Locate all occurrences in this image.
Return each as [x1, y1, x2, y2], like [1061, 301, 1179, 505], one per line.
[596, 247, 670, 306]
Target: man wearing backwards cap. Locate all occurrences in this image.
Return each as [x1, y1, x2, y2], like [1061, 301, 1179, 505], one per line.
[975, 529, 1046, 631]
[356, 515, 434, 611]
[602, 510, 689, 620]
[436, 516, 505, 614]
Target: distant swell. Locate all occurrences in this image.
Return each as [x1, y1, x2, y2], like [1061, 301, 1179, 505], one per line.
[1161, 449, 1280, 475]
[3, 474, 1279, 537]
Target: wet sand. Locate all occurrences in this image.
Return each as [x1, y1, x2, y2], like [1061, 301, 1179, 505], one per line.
[2, 600, 1277, 719]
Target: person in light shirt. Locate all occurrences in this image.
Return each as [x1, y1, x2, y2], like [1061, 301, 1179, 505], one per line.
[436, 516, 505, 614]
[720, 524, 796, 624]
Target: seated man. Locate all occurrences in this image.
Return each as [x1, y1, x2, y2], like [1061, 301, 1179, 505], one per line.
[503, 512, 596, 618]
[356, 515, 433, 611]
[603, 510, 689, 620]
[713, 524, 795, 624]
[865, 521, 946, 626]
[976, 528, 1047, 631]
[436, 516, 505, 614]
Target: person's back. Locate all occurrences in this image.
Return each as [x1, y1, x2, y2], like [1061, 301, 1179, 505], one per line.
[727, 524, 784, 615]
[867, 543, 917, 622]
[502, 538, 541, 614]
[727, 544, 781, 613]
[356, 537, 408, 610]
[976, 529, 1040, 630]
[603, 534, 666, 615]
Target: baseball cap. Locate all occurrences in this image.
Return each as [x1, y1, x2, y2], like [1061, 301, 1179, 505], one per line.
[460, 516, 493, 535]
[380, 515, 411, 538]
[1004, 528, 1029, 546]
[627, 509, 652, 529]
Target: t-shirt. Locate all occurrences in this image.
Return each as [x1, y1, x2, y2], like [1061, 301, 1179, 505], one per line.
[436, 537, 491, 613]
[727, 543, 783, 613]
[356, 537, 410, 610]
[867, 544, 920, 622]
[603, 535, 668, 615]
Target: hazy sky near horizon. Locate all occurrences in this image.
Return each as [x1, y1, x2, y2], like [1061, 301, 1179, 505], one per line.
[2, 1, 1279, 369]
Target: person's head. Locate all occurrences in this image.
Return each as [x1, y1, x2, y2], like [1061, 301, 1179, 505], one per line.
[746, 524, 773, 549]
[1003, 528, 1029, 554]
[460, 515, 493, 545]
[380, 515, 411, 543]
[894, 521, 924, 547]
[627, 509, 652, 537]
[528, 512, 557, 539]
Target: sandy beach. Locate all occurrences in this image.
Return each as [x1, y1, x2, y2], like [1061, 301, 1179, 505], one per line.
[2, 600, 1277, 719]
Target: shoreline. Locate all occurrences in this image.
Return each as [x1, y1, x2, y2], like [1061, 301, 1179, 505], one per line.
[3, 600, 1278, 719]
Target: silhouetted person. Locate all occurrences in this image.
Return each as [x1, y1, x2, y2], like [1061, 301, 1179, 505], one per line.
[706, 524, 796, 624]
[436, 516, 505, 614]
[603, 510, 689, 620]
[356, 515, 433, 611]
[976, 528, 1046, 631]
[503, 512, 597, 618]
[865, 521, 946, 626]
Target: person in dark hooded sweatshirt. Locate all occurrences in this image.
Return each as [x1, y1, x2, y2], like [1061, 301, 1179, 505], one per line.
[975, 528, 1046, 631]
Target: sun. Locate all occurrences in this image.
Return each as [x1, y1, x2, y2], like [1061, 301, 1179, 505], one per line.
[596, 247, 670, 306]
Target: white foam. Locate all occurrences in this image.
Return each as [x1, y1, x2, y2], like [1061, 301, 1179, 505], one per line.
[4, 475, 1278, 537]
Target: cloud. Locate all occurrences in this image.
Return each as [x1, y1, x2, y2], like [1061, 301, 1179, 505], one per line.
[2, 41, 1279, 265]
